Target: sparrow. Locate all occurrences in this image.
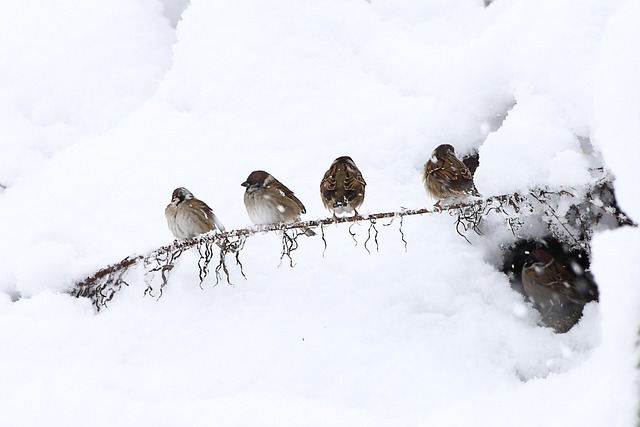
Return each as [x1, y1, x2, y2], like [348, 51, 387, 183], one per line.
[320, 156, 367, 218]
[423, 144, 480, 209]
[165, 187, 226, 240]
[521, 248, 599, 333]
[241, 170, 316, 236]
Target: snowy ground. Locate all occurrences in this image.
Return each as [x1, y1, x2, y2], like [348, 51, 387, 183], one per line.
[0, 0, 638, 425]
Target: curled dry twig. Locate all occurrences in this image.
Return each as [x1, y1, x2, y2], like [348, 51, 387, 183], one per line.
[216, 232, 247, 286]
[320, 222, 328, 257]
[399, 215, 408, 252]
[279, 229, 301, 268]
[363, 219, 380, 254]
[529, 188, 585, 251]
[449, 202, 486, 244]
[71, 255, 140, 311]
[144, 247, 185, 299]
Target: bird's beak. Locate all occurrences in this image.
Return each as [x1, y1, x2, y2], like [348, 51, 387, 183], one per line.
[241, 181, 249, 187]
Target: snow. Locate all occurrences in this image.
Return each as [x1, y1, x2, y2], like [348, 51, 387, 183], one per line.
[0, 0, 638, 425]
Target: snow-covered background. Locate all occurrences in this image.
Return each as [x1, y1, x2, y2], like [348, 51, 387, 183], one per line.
[1, 0, 638, 425]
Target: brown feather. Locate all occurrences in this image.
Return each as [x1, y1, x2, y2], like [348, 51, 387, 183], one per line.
[423, 144, 480, 201]
[320, 156, 366, 216]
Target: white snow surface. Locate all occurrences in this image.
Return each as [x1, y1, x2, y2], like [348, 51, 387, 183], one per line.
[1, 0, 639, 425]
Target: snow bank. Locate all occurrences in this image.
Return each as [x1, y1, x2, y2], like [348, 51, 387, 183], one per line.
[0, 0, 637, 425]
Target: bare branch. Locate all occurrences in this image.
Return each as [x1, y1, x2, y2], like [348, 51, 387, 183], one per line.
[70, 183, 635, 311]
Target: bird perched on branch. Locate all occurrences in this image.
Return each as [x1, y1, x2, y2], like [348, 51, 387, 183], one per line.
[521, 248, 599, 333]
[320, 156, 366, 219]
[165, 187, 225, 240]
[242, 170, 315, 236]
[423, 144, 480, 209]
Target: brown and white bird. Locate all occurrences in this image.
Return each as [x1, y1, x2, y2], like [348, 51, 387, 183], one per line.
[241, 170, 315, 236]
[165, 187, 225, 240]
[423, 144, 480, 209]
[521, 248, 599, 333]
[320, 156, 366, 218]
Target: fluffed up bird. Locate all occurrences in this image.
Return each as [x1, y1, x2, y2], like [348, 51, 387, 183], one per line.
[521, 248, 599, 333]
[241, 170, 316, 236]
[165, 187, 226, 240]
[423, 144, 480, 209]
[320, 156, 366, 218]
